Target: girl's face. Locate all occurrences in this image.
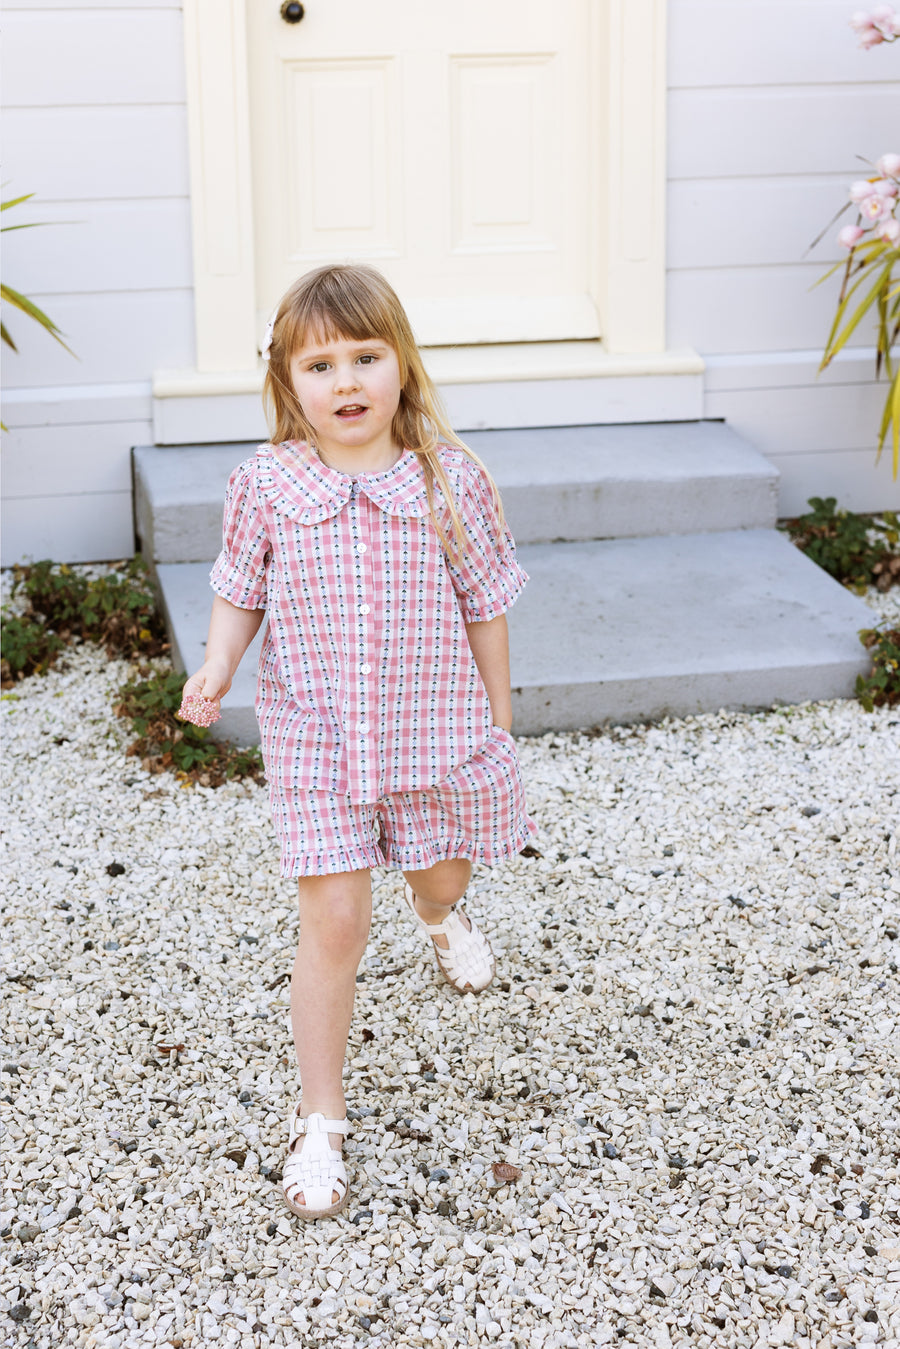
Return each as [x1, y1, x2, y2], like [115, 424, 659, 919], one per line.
[288, 331, 403, 473]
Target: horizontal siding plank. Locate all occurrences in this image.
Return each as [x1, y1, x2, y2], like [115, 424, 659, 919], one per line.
[2, 291, 194, 389]
[3, 11, 185, 107]
[669, 177, 855, 270]
[669, 0, 893, 88]
[3, 385, 153, 428]
[4, 106, 190, 201]
[2, 421, 150, 498]
[704, 347, 883, 393]
[668, 87, 900, 180]
[767, 448, 900, 516]
[4, 200, 193, 295]
[706, 380, 899, 460]
[667, 263, 866, 355]
[1, 491, 135, 567]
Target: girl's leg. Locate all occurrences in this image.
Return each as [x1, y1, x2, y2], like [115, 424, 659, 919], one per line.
[402, 858, 472, 949]
[289, 868, 372, 1200]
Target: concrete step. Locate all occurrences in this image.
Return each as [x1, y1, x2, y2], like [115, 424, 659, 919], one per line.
[134, 421, 778, 563]
[157, 529, 871, 743]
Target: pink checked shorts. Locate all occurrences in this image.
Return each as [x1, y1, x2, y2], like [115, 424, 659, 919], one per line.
[272, 726, 536, 878]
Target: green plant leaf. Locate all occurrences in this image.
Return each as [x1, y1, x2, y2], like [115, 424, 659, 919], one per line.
[819, 256, 886, 368]
[824, 259, 896, 365]
[876, 365, 900, 478]
[1, 282, 76, 356]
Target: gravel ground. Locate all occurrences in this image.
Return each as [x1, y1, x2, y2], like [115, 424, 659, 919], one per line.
[2, 583, 899, 1349]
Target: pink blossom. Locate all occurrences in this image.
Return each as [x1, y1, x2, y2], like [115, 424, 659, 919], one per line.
[838, 224, 866, 248]
[850, 179, 877, 203]
[860, 192, 895, 222]
[871, 2, 900, 30]
[873, 177, 900, 198]
[877, 153, 900, 179]
[879, 218, 900, 245]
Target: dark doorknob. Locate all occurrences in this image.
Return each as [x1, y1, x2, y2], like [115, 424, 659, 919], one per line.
[280, 1, 305, 21]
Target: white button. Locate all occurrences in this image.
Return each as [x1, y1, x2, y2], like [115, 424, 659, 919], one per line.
[360, 663, 372, 674]
[356, 542, 367, 553]
[359, 603, 371, 614]
[358, 724, 370, 735]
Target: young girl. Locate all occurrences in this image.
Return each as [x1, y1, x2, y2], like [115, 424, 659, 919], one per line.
[181, 263, 535, 1221]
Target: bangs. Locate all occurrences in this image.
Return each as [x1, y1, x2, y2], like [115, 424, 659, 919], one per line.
[280, 266, 405, 362]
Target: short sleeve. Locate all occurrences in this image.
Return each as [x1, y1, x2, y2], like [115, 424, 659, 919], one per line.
[209, 458, 270, 609]
[444, 458, 528, 622]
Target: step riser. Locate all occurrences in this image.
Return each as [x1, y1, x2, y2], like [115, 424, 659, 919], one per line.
[134, 421, 779, 564]
[158, 528, 872, 743]
[511, 664, 870, 735]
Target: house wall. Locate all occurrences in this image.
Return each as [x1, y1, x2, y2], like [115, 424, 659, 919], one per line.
[668, 0, 900, 515]
[1, 1, 195, 565]
[2, 1, 897, 568]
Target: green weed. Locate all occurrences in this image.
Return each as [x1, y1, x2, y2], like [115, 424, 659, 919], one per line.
[856, 625, 900, 711]
[0, 613, 65, 680]
[783, 498, 900, 591]
[116, 668, 264, 786]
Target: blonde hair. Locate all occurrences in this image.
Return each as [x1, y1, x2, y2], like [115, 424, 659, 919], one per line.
[261, 263, 502, 553]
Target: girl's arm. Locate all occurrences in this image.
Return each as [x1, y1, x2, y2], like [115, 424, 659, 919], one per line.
[182, 595, 265, 702]
[465, 613, 513, 731]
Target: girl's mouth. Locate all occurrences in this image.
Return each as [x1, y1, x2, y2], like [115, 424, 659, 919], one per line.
[336, 405, 367, 419]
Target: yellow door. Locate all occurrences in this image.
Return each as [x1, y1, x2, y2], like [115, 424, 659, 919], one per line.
[247, 0, 600, 345]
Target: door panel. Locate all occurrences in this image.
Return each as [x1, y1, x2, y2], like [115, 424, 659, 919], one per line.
[247, 0, 599, 345]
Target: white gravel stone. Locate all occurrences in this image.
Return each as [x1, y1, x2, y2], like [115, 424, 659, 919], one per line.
[1, 577, 898, 1349]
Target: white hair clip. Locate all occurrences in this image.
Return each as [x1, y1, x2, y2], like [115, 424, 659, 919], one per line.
[260, 309, 278, 362]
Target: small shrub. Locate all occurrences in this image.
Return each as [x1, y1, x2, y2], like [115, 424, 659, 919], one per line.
[784, 497, 900, 591]
[856, 625, 900, 710]
[10, 557, 169, 658]
[0, 613, 65, 681]
[116, 668, 264, 787]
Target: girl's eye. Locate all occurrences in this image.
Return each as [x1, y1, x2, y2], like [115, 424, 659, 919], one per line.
[310, 362, 330, 373]
[357, 354, 376, 365]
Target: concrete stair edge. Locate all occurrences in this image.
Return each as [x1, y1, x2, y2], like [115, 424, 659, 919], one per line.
[134, 420, 779, 563]
[156, 527, 872, 742]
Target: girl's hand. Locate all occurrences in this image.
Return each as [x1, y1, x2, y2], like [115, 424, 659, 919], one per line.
[182, 659, 233, 704]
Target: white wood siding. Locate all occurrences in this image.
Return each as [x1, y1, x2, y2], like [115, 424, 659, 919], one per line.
[1, 2, 194, 565]
[668, 0, 900, 514]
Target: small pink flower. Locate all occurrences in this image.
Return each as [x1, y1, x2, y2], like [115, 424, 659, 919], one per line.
[850, 9, 874, 29]
[850, 179, 877, 203]
[873, 177, 899, 197]
[838, 224, 866, 248]
[860, 25, 886, 45]
[879, 218, 900, 245]
[877, 153, 900, 179]
[861, 192, 895, 222]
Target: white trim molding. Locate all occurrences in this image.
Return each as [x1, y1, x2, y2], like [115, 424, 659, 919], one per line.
[182, 0, 257, 371]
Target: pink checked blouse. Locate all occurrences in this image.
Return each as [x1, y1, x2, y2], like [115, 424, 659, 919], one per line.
[210, 442, 528, 805]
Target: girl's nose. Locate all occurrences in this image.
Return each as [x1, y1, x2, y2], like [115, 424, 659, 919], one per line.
[334, 364, 361, 392]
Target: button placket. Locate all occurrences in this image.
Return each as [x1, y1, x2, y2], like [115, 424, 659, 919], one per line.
[348, 489, 375, 798]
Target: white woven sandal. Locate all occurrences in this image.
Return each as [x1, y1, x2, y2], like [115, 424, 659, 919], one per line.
[282, 1108, 349, 1220]
[402, 883, 495, 993]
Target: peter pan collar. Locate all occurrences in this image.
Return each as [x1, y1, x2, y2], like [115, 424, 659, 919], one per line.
[255, 441, 435, 524]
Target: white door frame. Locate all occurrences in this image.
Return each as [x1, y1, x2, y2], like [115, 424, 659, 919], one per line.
[156, 0, 702, 440]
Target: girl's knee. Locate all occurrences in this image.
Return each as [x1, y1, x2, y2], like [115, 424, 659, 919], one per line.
[298, 872, 371, 960]
[405, 858, 471, 907]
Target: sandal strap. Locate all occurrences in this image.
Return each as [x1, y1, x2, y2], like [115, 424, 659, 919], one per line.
[283, 1136, 348, 1215]
[287, 1107, 349, 1149]
[403, 883, 458, 936]
[403, 883, 494, 992]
